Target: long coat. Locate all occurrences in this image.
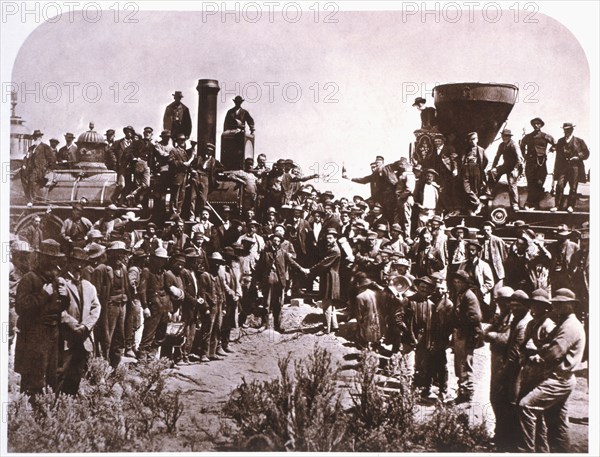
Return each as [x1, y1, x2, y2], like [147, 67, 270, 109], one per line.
[310, 242, 341, 301]
[23, 142, 55, 184]
[61, 279, 101, 353]
[163, 101, 192, 138]
[355, 286, 381, 344]
[480, 235, 507, 282]
[14, 269, 64, 390]
[553, 136, 589, 183]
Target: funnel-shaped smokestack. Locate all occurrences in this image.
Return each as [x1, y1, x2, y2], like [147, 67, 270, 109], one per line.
[196, 79, 220, 156]
[433, 83, 518, 149]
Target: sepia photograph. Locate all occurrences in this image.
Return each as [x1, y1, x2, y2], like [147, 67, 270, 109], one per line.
[1, 1, 597, 454]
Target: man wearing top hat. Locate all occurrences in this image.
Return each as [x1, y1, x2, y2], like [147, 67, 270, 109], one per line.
[56, 132, 78, 164]
[15, 239, 67, 396]
[163, 91, 192, 143]
[224, 95, 255, 135]
[20, 129, 55, 202]
[518, 288, 585, 453]
[57, 247, 101, 395]
[486, 129, 523, 211]
[520, 117, 556, 210]
[551, 122, 589, 213]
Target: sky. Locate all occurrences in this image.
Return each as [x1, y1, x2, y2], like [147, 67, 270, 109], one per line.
[4, 3, 595, 197]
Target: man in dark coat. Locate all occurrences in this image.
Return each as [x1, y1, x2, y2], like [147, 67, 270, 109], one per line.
[223, 95, 255, 134]
[434, 135, 461, 215]
[15, 239, 67, 396]
[462, 132, 488, 216]
[486, 129, 523, 210]
[551, 123, 589, 212]
[108, 126, 135, 204]
[163, 91, 192, 143]
[449, 269, 484, 404]
[20, 130, 55, 202]
[307, 229, 342, 334]
[521, 117, 556, 210]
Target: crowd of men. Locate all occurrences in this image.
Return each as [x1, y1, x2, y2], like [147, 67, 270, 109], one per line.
[10, 96, 589, 452]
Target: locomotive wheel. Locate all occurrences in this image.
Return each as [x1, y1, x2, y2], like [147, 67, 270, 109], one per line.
[490, 207, 508, 226]
[14, 212, 63, 241]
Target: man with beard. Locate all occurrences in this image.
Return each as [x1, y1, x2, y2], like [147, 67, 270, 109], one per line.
[99, 241, 132, 368]
[20, 129, 55, 202]
[168, 133, 196, 216]
[306, 229, 342, 334]
[108, 126, 135, 205]
[57, 248, 101, 395]
[458, 240, 495, 321]
[411, 228, 444, 278]
[449, 269, 484, 404]
[520, 117, 556, 210]
[15, 239, 67, 397]
[163, 91, 192, 143]
[138, 248, 175, 361]
[434, 134, 461, 216]
[551, 123, 589, 213]
[461, 132, 487, 216]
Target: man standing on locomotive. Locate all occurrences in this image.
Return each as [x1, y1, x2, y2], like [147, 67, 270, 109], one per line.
[486, 129, 523, 211]
[163, 91, 192, 144]
[521, 117, 556, 210]
[461, 132, 487, 216]
[551, 122, 589, 213]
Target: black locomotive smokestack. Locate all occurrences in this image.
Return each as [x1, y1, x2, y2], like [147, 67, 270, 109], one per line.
[196, 79, 220, 156]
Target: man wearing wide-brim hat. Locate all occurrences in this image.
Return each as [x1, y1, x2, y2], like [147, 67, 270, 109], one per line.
[549, 224, 579, 290]
[448, 269, 483, 405]
[486, 128, 523, 211]
[138, 247, 175, 361]
[223, 94, 255, 135]
[163, 91, 192, 143]
[551, 122, 590, 213]
[517, 287, 585, 453]
[57, 247, 101, 395]
[520, 117, 556, 210]
[14, 239, 67, 396]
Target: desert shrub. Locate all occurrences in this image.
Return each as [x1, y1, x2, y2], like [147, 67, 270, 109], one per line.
[7, 357, 185, 453]
[224, 344, 347, 451]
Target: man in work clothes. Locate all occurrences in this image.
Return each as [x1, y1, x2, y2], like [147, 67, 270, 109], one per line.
[520, 117, 555, 210]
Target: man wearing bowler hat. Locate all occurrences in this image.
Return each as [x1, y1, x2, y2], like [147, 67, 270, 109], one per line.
[163, 91, 192, 143]
[486, 128, 523, 210]
[551, 122, 589, 213]
[15, 239, 67, 397]
[57, 132, 78, 164]
[412, 96, 437, 131]
[518, 288, 585, 453]
[20, 129, 55, 202]
[224, 95, 255, 135]
[520, 117, 556, 210]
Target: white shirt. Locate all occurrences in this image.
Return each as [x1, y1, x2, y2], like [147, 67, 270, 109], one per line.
[422, 183, 437, 209]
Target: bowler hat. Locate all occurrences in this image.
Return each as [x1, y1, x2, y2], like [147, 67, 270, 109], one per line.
[123, 125, 135, 133]
[412, 96, 426, 106]
[105, 129, 115, 136]
[37, 239, 65, 258]
[32, 129, 44, 138]
[233, 95, 244, 103]
[326, 228, 339, 237]
[500, 129, 513, 136]
[561, 122, 575, 129]
[49, 138, 60, 144]
[390, 223, 403, 233]
[530, 117, 545, 127]
[172, 91, 184, 98]
[64, 132, 75, 139]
